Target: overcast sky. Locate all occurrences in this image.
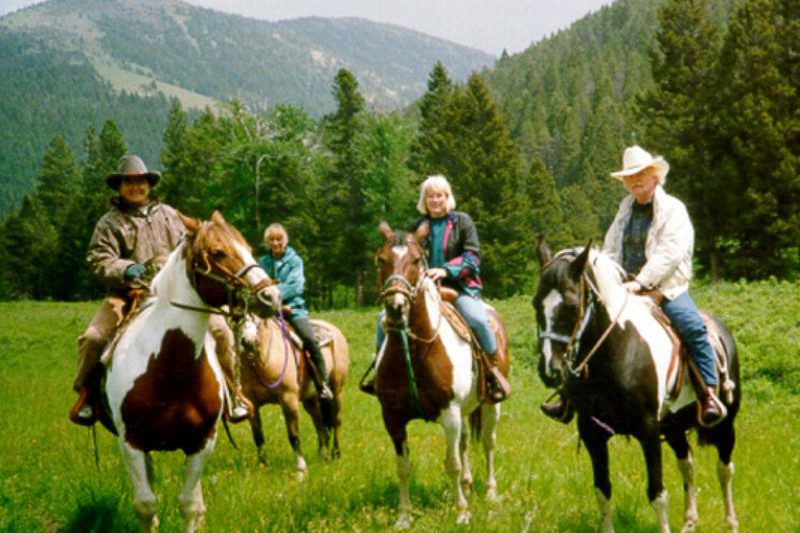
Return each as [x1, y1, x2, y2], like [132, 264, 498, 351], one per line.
[0, 0, 614, 55]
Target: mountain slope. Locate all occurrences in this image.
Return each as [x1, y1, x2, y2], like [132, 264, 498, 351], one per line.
[0, 0, 493, 216]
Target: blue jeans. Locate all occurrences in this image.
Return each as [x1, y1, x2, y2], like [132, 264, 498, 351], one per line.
[661, 291, 718, 386]
[375, 294, 497, 356]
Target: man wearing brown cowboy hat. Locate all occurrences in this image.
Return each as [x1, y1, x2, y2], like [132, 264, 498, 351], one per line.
[541, 145, 726, 427]
[70, 155, 251, 426]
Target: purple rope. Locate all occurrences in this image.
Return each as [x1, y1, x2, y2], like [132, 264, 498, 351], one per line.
[592, 416, 616, 436]
[262, 307, 297, 389]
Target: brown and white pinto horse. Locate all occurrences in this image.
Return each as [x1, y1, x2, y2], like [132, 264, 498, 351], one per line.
[236, 313, 349, 479]
[532, 238, 740, 533]
[374, 222, 510, 529]
[103, 211, 280, 533]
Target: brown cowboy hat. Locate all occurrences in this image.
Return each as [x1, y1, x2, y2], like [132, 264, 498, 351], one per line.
[105, 155, 161, 190]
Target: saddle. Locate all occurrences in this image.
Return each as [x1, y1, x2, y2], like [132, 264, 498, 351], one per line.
[437, 287, 509, 403]
[647, 300, 735, 406]
[280, 318, 336, 351]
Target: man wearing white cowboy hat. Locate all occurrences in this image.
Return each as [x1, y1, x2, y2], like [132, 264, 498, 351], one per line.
[70, 155, 252, 426]
[541, 145, 726, 427]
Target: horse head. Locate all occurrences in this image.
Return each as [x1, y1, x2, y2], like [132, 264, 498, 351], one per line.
[532, 235, 593, 388]
[375, 221, 429, 327]
[179, 210, 281, 318]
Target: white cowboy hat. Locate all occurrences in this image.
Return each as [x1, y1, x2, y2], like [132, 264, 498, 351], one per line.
[610, 145, 669, 184]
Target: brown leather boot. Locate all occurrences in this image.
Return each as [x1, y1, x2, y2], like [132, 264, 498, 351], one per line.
[699, 387, 726, 427]
[486, 364, 511, 403]
[540, 397, 574, 423]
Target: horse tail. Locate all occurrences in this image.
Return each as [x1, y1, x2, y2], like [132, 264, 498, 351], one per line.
[469, 407, 482, 443]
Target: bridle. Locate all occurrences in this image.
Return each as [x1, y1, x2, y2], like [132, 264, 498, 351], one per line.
[173, 231, 274, 317]
[538, 254, 628, 379]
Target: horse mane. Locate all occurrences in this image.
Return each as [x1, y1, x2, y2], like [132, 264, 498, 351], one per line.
[587, 248, 656, 317]
[150, 238, 189, 303]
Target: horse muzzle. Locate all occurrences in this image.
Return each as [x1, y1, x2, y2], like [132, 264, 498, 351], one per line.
[251, 285, 281, 318]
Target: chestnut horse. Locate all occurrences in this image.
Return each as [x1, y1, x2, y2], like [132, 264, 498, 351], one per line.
[103, 211, 280, 533]
[532, 238, 740, 533]
[235, 312, 349, 479]
[374, 222, 510, 528]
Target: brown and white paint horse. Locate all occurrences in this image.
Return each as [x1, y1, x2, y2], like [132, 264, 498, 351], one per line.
[374, 222, 510, 528]
[532, 238, 740, 533]
[236, 313, 349, 479]
[103, 211, 279, 533]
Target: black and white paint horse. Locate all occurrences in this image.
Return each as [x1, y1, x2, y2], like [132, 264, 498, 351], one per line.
[532, 238, 740, 533]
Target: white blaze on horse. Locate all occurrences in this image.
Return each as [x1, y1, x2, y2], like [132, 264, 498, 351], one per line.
[235, 312, 349, 479]
[102, 211, 279, 533]
[374, 222, 510, 528]
[532, 238, 740, 533]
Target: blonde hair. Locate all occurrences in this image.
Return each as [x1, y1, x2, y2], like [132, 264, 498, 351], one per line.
[416, 174, 456, 215]
[263, 223, 288, 246]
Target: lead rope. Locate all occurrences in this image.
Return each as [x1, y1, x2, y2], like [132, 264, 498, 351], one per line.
[398, 325, 425, 419]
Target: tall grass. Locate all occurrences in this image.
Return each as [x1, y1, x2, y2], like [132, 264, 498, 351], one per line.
[1, 282, 798, 532]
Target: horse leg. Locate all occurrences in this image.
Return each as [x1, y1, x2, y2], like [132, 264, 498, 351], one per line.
[302, 395, 330, 460]
[282, 394, 307, 481]
[458, 418, 472, 496]
[177, 440, 214, 533]
[249, 407, 267, 465]
[664, 428, 698, 532]
[479, 402, 501, 502]
[639, 426, 669, 533]
[382, 412, 413, 530]
[713, 423, 739, 532]
[581, 423, 614, 533]
[331, 383, 343, 460]
[441, 407, 470, 525]
[119, 442, 159, 533]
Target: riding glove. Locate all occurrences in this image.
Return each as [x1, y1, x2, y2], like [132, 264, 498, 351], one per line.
[125, 263, 147, 280]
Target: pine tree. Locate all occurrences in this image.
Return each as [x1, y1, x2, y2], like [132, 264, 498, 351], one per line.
[409, 61, 456, 177]
[638, 0, 724, 278]
[711, 0, 800, 277]
[442, 74, 533, 297]
[321, 69, 370, 305]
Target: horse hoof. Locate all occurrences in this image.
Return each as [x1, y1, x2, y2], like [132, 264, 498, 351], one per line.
[456, 510, 471, 525]
[394, 515, 412, 529]
[485, 486, 498, 502]
[680, 521, 697, 533]
[183, 515, 204, 533]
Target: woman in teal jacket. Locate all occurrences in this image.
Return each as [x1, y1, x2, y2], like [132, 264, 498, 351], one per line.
[259, 223, 333, 400]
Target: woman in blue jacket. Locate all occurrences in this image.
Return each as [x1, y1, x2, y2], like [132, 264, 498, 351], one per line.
[259, 223, 333, 400]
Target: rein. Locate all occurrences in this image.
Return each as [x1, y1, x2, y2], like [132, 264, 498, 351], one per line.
[379, 267, 439, 419]
[539, 260, 629, 379]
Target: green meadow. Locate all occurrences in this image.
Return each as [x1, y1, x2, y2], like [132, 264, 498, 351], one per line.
[1, 280, 799, 532]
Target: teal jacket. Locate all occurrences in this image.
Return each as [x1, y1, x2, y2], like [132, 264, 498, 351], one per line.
[258, 246, 308, 318]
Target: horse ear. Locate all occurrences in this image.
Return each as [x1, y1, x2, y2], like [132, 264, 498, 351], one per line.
[414, 221, 430, 242]
[570, 239, 593, 280]
[536, 234, 552, 266]
[178, 211, 199, 234]
[378, 221, 394, 242]
[210, 210, 226, 225]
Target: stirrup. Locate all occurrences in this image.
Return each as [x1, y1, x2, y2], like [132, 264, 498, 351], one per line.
[69, 388, 96, 426]
[319, 383, 334, 400]
[359, 377, 376, 396]
[226, 393, 252, 423]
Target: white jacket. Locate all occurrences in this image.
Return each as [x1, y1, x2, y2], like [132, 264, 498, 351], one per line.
[602, 185, 694, 300]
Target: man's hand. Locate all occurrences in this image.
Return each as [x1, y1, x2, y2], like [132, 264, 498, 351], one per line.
[426, 268, 447, 281]
[622, 280, 642, 293]
[125, 263, 147, 280]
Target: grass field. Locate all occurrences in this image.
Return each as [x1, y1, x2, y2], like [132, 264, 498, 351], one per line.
[1, 280, 799, 532]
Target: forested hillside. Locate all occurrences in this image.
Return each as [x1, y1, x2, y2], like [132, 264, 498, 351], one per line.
[0, 0, 492, 216]
[0, 0, 797, 303]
